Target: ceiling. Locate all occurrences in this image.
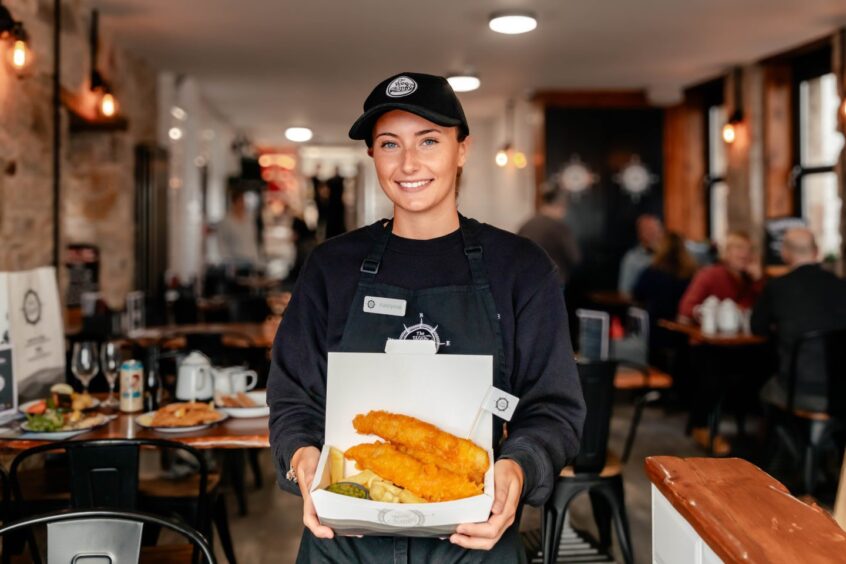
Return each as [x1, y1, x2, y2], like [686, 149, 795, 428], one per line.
[97, 0, 846, 145]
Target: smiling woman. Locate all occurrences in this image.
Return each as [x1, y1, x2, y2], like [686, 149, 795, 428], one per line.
[267, 71, 585, 564]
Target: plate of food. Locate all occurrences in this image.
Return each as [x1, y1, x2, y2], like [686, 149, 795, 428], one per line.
[135, 402, 227, 433]
[20, 384, 100, 416]
[215, 390, 269, 418]
[21, 384, 114, 440]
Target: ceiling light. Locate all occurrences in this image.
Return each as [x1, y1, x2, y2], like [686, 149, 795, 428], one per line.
[447, 75, 480, 93]
[512, 151, 528, 169]
[489, 11, 537, 35]
[285, 127, 313, 143]
[168, 127, 183, 141]
[99, 92, 117, 118]
[171, 106, 187, 120]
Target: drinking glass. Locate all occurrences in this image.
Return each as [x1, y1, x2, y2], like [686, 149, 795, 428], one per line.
[100, 341, 121, 408]
[71, 342, 99, 394]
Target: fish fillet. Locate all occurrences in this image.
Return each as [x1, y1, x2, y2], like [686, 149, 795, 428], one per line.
[345, 442, 483, 502]
[353, 410, 489, 483]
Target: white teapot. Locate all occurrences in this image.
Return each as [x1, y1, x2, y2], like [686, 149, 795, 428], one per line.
[695, 296, 720, 335]
[717, 299, 742, 334]
[176, 351, 215, 401]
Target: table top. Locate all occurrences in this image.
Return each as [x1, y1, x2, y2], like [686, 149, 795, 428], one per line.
[0, 404, 270, 452]
[645, 456, 846, 563]
[658, 319, 767, 346]
[128, 322, 277, 349]
[586, 291, 636, 308]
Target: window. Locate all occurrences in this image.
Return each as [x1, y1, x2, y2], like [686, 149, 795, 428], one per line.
[707, 104, 729, 247]
[794, 64, 844, 259]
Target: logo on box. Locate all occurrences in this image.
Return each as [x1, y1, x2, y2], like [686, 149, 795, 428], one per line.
[377, 509, 425, 527]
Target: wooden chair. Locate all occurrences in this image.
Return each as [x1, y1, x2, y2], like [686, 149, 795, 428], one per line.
[614, 360, 673, 463]
[9, 438, 236, 564]
[766, 328, 846, 495]
[0, 508, 215, 563]
[543, 360, 634, 564]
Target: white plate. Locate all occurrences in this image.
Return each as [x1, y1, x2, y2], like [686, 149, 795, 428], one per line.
[19, 396, 100, 414]
[20, 414, 114, 440]
[135, 410, 228, 433]
[216, 390, 269, 418]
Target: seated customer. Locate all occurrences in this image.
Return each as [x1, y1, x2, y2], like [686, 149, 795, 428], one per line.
[677, 231, 763, 323]
[751, 228, 846, 412]
[633, 232, 697, 354]
[618, 214, 664, 296]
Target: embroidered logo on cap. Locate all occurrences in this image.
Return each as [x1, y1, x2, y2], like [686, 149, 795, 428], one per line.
[386, 76, 418, 98]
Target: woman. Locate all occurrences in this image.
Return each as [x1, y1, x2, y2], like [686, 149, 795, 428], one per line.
[632, 232, 697, 349]
[268, 72, 585, 562]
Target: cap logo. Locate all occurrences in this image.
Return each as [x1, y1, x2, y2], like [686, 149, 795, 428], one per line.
[386, 76, 418, 98]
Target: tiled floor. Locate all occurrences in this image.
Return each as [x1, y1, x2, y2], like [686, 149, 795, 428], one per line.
[215, 404, 709, 564]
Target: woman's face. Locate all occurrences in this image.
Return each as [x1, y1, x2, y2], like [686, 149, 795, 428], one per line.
[370, 110, 468, 218]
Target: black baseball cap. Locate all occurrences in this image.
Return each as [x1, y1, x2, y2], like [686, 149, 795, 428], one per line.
[349, 72, 470, 145]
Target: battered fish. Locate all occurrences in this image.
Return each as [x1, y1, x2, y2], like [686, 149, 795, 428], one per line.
[345, 442, 483, 502]
[353, 410, 489, 483]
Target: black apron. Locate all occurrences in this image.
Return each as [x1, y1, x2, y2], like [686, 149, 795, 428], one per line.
[297, 217, 526, 563]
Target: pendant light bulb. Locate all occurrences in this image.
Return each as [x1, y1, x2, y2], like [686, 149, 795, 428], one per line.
[722, 122, 736, 144]
[512, 151, 528, 169]
[10, 38, 28, 70]
[99, 91, 117, 118]
[495, 147, 509, 167]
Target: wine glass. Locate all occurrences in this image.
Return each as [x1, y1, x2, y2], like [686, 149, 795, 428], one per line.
[71, 342, 99, 395]
[100, 341, 122, 408]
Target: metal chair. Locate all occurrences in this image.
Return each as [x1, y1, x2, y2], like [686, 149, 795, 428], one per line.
[9, 438, 236, 563]
[767, 328, 846, 495]
[543, 360, 634, 564]
[614, 359, 673, 463]
[0, 508, 215, 563]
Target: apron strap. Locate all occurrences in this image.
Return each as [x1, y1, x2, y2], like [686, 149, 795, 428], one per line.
[359, 219, 393, 279]
[358, 216, 490, 287]
[458, 216, 490, 288]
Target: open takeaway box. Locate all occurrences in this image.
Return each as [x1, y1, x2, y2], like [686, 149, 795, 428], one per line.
[310, 339, 497, 537]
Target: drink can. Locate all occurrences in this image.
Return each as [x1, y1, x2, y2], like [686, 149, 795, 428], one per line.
[120, 359, 144, 413]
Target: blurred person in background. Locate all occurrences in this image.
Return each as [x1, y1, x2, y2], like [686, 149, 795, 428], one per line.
[618, 214, 664, 296]
[677, 231, 763, 323]
[632, 232, 697, 360]
[752, 228, 846, 412]
[518, 187, 581, 288]
[217, 189, 262, 272]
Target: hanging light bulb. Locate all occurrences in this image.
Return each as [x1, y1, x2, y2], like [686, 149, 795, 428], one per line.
[495, 145, 510, 167]
[512, 151, 528, 169]
[99, 91, 117, 118]
[0, 3, 33, 76]
[722, 109, 743, 144]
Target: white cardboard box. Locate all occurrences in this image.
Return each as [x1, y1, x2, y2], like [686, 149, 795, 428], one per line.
[310, 341, 495, 537]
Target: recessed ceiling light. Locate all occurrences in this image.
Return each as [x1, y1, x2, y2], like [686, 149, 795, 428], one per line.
[285, 127, 313, 143]
[168, 127, 183, 141]
[489, 11, 538, 35]
[447, 75, 481, 93]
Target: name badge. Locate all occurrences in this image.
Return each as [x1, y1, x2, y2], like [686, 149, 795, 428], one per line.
[363, 296, 406, 317]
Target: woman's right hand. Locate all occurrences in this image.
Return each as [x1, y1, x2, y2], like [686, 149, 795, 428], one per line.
[292, 445, 335, 539]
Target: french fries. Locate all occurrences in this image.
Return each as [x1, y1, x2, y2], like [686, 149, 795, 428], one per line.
[329, 447, 345, 484]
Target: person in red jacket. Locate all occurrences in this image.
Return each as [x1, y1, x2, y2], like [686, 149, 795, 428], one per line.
[677, 231, 763, 323]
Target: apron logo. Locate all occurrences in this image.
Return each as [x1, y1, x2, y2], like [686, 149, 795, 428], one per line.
[495, 398, 509, 412]
[399, 313, 450, 349]
[366, 299, 376, 310]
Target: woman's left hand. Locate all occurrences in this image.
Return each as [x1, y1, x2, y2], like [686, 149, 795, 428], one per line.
[450, 459, 524, 550]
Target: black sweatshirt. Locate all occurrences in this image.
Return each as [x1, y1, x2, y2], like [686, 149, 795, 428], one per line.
[267, 218, 585, 506]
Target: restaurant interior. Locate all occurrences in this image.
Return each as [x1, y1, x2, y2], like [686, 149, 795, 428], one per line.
[1, 0, 846, 562]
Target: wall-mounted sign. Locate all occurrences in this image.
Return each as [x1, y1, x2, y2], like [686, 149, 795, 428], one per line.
[614, 156, 658, 201]
[558, 155, 598, 197]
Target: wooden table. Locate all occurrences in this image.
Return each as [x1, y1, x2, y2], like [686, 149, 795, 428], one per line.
[658, 319, 767, 346]
[0, 409, 270, 452]
[647, 456, 846, 562]
[128, 322, 277, 349]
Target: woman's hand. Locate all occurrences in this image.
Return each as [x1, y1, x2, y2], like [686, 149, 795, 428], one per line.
[292, 445, 334, 539]
[450, 459, 523, 550]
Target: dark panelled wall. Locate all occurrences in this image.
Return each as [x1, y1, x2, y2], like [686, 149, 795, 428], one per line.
[544, 107, 664, 297]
